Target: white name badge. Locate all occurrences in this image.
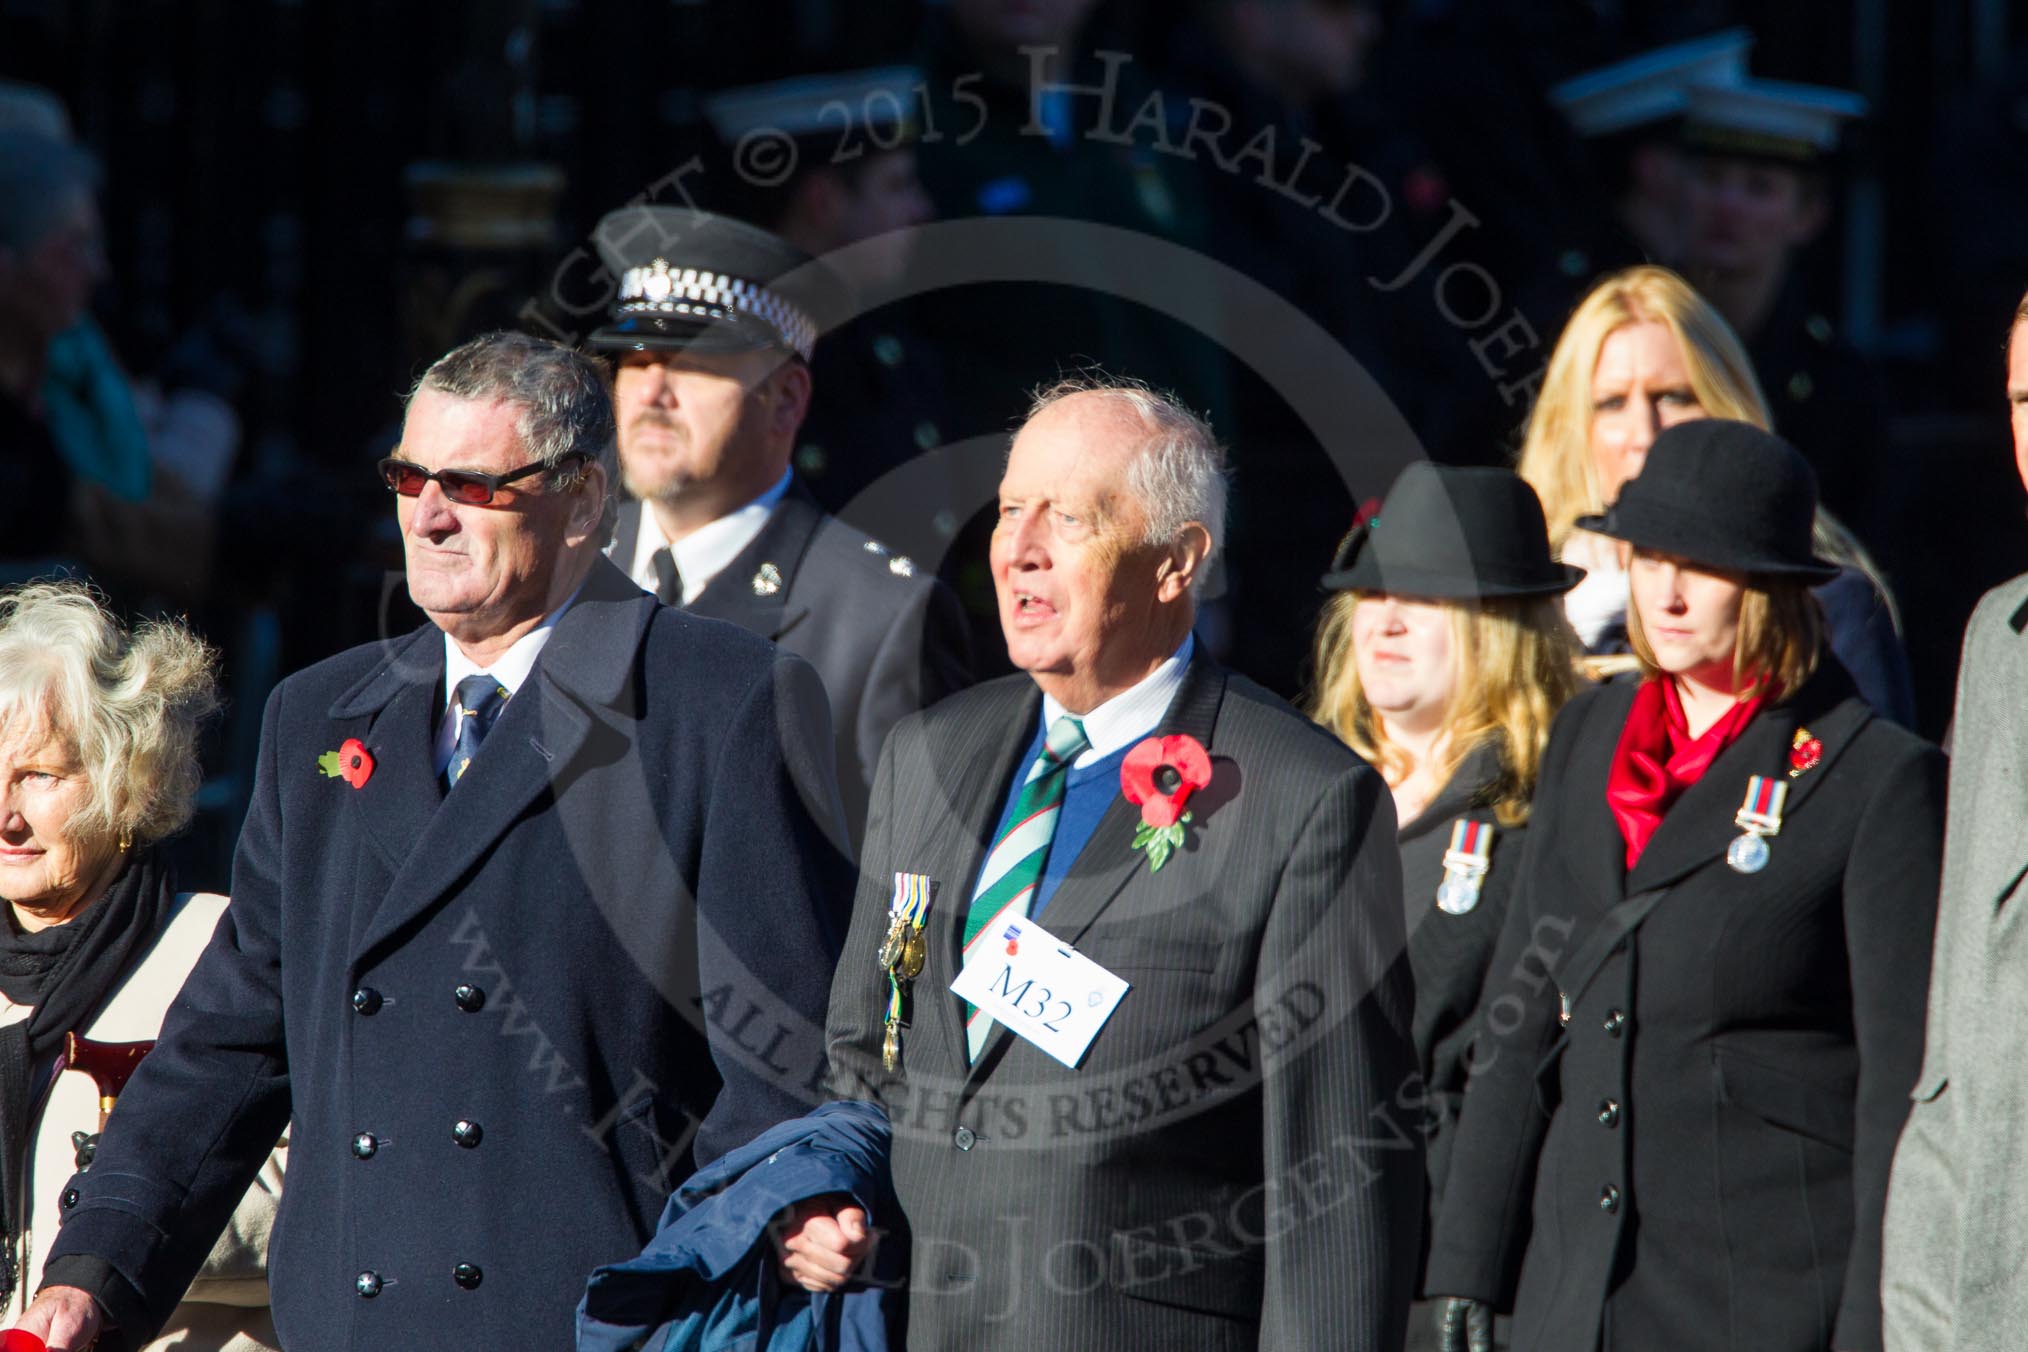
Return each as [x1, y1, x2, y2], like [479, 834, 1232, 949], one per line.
[949, 916, 1131, 1069]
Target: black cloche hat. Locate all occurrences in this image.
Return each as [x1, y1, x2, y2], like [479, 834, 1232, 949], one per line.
[586, 207, 848, 361]
[1576, 419, 1840, 581]
[1321, 463, 1583, 600]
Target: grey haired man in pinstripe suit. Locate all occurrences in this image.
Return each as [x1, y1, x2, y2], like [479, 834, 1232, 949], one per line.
[782, 378, 1423, 1351]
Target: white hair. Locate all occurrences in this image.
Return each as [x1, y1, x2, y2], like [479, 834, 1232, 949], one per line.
[0, 582, 219, 849]
[1024, 374, 1229, 583]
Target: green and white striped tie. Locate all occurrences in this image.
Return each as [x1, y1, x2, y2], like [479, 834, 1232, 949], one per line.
[960, 714, 1090, 1063]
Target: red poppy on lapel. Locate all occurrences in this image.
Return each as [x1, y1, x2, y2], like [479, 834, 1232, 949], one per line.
[317, 738, 375, 789]
[1789, 728, 1822, 778]
[1122, 734, 1214, 872]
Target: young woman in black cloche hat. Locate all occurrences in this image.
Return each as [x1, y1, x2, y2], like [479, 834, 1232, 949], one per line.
[1423, 421, 1945, 1352]
[1306, 462, 1582, 1352]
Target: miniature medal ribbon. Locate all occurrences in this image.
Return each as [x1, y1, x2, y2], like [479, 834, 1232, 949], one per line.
[1727, 775, 1788, 874]
[880, 872, 937, 1070]
[1436, 818, 1495, 915]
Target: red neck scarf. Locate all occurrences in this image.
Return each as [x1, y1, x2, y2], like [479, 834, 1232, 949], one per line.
[1606, 677, 1764, 870]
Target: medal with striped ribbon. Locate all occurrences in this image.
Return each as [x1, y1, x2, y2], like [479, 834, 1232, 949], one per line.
[879, 873, 937, 1070]
[1436, 818, 1495, 915]
[1727, 774, 1787, 874]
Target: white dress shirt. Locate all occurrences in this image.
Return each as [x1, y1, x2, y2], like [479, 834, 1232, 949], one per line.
[1040, 634, 1195, 769]
[622, 470, 793, 605]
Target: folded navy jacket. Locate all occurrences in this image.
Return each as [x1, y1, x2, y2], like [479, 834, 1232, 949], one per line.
[576, 1099, 901, 1352]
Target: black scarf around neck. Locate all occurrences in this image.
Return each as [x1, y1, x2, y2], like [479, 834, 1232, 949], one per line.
[0, 847, 176, 1303]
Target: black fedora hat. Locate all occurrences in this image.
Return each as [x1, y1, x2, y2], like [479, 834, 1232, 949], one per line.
[1321, 463, 1583, 600]
[585, 207, 849, 361]
[1576, 419, 1839, 581]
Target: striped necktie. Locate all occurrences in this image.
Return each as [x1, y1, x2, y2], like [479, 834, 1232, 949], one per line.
[960, 714, 1090, 1062]
[447, 674, 509, 788]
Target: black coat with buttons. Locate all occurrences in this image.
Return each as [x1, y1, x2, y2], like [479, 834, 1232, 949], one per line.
[42, 558, 853, 1350]
[1397, 743, 1528, 1269]
[1424, 658, 1944, 1352]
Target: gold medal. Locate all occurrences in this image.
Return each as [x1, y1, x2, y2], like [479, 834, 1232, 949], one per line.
[882, 1020, 902, 1071]
[877, 914, 909, 972]
[899, 930, 927, 980]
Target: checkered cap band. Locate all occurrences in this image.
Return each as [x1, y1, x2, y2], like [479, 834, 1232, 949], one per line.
[614, 261, 818, 359]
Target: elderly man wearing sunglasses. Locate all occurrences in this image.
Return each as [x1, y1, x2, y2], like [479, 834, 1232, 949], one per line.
[20, 330, 854, 1352]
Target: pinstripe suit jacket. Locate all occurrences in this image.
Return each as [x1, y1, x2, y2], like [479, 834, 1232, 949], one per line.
[826, 654, 1423, 1352]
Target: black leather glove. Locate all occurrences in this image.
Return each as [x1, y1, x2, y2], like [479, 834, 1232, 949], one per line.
[1436, 1295, 1494, 1352]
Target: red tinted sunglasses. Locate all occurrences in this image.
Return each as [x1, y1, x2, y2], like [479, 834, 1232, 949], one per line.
[377, 453, 582, 506]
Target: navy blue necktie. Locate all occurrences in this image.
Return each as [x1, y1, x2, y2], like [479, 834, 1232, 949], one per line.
[447, 674, 508, 788]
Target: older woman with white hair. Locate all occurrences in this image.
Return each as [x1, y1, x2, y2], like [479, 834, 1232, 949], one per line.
[0, 581, 281, 1350]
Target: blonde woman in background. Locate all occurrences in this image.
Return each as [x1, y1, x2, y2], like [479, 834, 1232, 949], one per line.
[1517, 264, 1913, 723]
[1309, 462, 1582, 1352]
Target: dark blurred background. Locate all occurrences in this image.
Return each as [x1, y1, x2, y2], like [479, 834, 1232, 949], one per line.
[4, 0, 2023, 884]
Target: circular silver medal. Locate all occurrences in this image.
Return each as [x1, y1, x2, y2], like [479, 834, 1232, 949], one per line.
[1436, 876, 1480, 915]
[1726, 832, 1770, 874]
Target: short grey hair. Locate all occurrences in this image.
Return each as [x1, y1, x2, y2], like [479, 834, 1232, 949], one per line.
[408, 331, 619, 542]
[0, 581, 219, 850]
[1026, 374, 1230, 574]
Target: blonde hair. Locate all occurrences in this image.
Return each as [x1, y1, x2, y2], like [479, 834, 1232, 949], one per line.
[1518, 265, 1768, 551]
[0, 581, 219, 849]
[1305, 592, 1581, 826]
[1521, 264, 1898, 631]
[1625, 570, 1823, 702]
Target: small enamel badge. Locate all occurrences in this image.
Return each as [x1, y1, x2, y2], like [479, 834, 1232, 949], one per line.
[1437, 818, 1494, 914]
[1728, 775, 1788, 874]
[752, 562, 783, 596]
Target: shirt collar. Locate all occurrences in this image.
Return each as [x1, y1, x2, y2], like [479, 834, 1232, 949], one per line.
[1041, 634, 1195, 768]
[625, 470, 792, 604]
[440, 584, 581, 708]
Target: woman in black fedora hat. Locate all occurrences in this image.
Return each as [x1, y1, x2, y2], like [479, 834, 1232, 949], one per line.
[1424, 420, 1945, 1352]
[1306, 462, 1582, 1352]
[1514, 264, 1914, 725]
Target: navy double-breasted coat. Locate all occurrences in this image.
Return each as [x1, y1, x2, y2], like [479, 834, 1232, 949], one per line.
[45, 558, 852, 1350]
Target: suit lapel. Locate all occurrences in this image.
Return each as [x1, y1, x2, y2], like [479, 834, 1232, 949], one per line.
[1555, 684, 1638, 903]
[332, 629, 446, 886]
[930, 682, 1044, 1072]
[1628, 666, 1872, 895]
[964, 656, 1227, 1080]
[686, 487, 823, 641]
[345, 559, 656, 969]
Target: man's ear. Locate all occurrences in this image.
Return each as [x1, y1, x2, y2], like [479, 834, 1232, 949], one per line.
[563, 456, 609, 545]
[768, 359, 813, 440]
[1154, 522, 1213, 603]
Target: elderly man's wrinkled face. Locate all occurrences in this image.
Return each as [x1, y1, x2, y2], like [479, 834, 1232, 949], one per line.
[0, 718, 117, 927]
[992, 394, 1188, 712]
[396, 389, 598, 648]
